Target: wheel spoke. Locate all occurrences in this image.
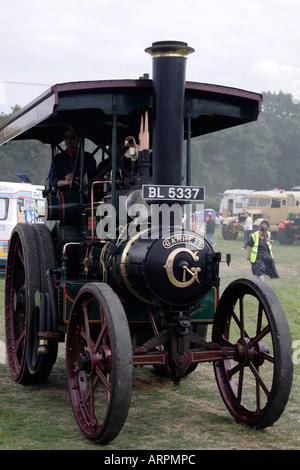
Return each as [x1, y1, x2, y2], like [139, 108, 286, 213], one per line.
[221, 335, 235, 348]
[16, 245, 24, 266]
[256, 303, 263, 335]
[236, 366, 244, 403]
[248, 361, 271, 398]
[227, 362, 241, 379]
[232, 304, 251, 340]
[15, 330, 25, 358]
[95, 309, 108, 352]
[261, 351, 274, 364]
[249, 324, 271, 348]
[83, 301, 92, 346]
[95, 367, 112, 394]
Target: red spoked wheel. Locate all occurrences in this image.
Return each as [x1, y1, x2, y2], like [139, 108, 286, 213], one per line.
[66, 283, 132, 443]
[5, 224, 39, 383]
[5, 224, 57, 383]
[212, 278, 293, 429]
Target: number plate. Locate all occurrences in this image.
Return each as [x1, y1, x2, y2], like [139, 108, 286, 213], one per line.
[142, 184, 205, 201]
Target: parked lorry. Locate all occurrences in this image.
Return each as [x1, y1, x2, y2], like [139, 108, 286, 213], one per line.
[222, 189, 300, 240]
[219, 189, 254, 220]
[0, 182, 45, 269]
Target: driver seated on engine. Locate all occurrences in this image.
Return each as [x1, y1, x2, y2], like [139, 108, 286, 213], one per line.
[48, 127, 97, 191]
[96, 144, 132, 180]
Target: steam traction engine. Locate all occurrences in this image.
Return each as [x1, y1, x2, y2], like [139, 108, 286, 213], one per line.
[1, 41, 293, 444]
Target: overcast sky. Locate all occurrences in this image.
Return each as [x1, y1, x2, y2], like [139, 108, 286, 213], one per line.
[1, 0, 300, 113]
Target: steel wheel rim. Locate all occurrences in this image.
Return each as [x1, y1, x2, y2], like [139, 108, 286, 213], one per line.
[67, 284, 129, 441]
[215, 299, 274, 421]
[213, 279, 293, 427]
[5, 231, 29, 381]
[68, 294, 112, 437]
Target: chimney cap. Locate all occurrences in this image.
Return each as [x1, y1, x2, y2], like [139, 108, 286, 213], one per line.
[145, 40, 194, 59]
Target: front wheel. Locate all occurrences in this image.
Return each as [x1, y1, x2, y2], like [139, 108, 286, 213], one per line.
[222, 223, 238, 240]
[278, 227, 294, 245]
[212, 278, 293, 429]
[66, 283, 132, 443]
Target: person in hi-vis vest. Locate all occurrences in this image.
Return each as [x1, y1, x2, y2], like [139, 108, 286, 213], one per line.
[247, 224, 279, 281]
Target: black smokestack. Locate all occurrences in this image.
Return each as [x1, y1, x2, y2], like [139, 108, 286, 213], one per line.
[145, 41, 194, 185]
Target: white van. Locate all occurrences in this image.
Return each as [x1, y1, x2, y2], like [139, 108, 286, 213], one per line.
[0, 182, 45, 269]
[219, 189, 254, 220]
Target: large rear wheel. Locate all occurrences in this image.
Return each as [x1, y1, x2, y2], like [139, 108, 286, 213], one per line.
[5, 224, 57, 383]
[212, 278, 293, 428]
[5, 224, 39, 382]
[66, 283, 132, 443]
[26, 224, 58, 380]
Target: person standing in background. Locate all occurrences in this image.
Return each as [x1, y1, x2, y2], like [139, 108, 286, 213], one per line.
[243, 212, 253, 249]
[206, 212, 216, 246]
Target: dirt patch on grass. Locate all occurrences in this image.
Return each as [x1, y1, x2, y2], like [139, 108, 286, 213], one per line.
[132, 376, 165, 390]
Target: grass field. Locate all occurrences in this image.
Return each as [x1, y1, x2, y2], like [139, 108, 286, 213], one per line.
[0, 227, 299, 450]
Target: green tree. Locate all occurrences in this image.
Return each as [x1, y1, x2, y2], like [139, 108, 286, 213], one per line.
[189, 91, 300, 207]
[0, 106, 51, 185]
[262, 92, 300, 188]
